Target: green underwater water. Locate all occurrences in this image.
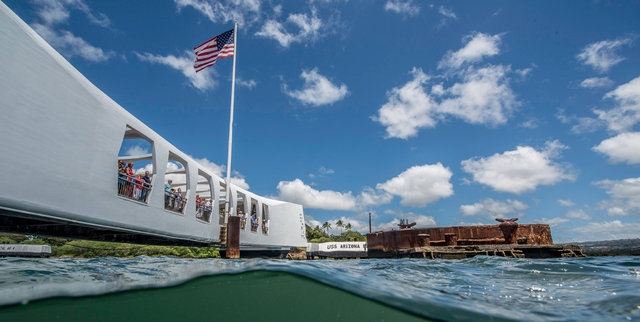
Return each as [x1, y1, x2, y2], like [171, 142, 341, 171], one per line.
[0, 270, 428, 322]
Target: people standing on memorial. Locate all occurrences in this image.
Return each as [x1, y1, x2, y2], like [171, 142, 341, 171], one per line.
[117, 161, 126, 196]
[164, 179, 172, 209]
[195, 195, 201, 218]
[204, 199, 212, 221]
[251, 212, 258, 232]
[141, 171, 152, 202]
[133, 174, 143, 200]
[125, 162, 135, 197]
[175, 188, 183, 212]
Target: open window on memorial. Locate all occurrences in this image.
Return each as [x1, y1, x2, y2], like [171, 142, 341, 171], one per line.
[218, 180, 227, 225]
[244, 198, 258, 231]
[165, 153, 188, 215]
[117, 126, 155, 204]
[237, 191, 246, 230]
[261, 204, 270, 235]
[195, 169, 213, 223]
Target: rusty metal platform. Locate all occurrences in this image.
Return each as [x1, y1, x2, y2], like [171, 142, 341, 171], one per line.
[365, 218, 585, 259]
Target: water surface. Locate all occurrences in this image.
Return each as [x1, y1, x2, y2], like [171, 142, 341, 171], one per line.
[1, 256, 639, 321]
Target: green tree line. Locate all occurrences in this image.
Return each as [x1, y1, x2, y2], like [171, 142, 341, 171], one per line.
[0, 233, 220, 258]
[305, 222, 367, 243]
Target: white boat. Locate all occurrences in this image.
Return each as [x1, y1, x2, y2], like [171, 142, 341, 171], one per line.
[0, 2, 307, 250]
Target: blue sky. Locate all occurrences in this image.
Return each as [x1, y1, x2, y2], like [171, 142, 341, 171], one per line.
[5, 0, 640, 242]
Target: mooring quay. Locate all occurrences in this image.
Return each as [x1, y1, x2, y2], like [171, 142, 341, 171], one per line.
[303, 219, 585, 260]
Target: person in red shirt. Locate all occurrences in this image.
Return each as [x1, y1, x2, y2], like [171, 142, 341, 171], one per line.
[125, 162, 135, 197]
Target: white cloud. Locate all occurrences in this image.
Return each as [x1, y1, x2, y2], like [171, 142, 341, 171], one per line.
[514, 68, 532, 81]
[33, 0, 111, 27]
[555, 109, 571, 124]
[33, 0, 71, 25]
[571, 220, 640, 242]
[373, 32, 519, 139]
[384, 0, 420, 17]
[255, 8, 334, 48]
[32, 23, 113, 62]
[594, 177, 640, 216]
[438, 32, 502, 70]
[557, 199, 574, 207]
[435, 6, 456, 29]
[519, 118, 538, 129]
[533, 217, 569, 227]
[372, 68, 437, 138]
[276, 179, 391, 211]
[135, 52, 217, 92]
[461, 140, 576, 194]
[373, 65, 517, 139]
[192, 157, 226, 178]
[318, 166, 334, 175]
[229, 171, 250, 190]
[306, 212, 435, 235]
[278, 164, 453, 210]
[438, 65, 517, 126]
[580, 77, 614, 88]
[174, 0, 262, 27]
[284, 68, 349, 106]
[438, 6, 456, 19]
[236, 78, 257, 90]
[306, 215, 370, 235]
[565, 209, 590, 220]
[571, 117, 604, 134]
[606, 207, 628, 216]
[594, 76, 640, 133]
[255, 20, 295, 47]
[593, 132, 640, 164]
[125, 146, 149, 156]
[576, 36, 635, 73]
[457, 221, 488, 226]
[190, 157, 249, 190]
[375, 213, 437, 231]
[376, 163, 454, 207]
[29, 0, 113, 63]
[459, 198, 527, 220]
[357, 187, 394, 208]
[139, 157, 249, 190]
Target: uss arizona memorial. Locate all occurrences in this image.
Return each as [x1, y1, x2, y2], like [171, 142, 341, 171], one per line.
[0, 3, 307, 251]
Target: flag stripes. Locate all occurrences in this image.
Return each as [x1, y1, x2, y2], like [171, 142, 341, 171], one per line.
[193, 29, 234, 73]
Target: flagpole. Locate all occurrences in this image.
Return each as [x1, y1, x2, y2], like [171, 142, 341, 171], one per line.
[224, 21, 238, 224]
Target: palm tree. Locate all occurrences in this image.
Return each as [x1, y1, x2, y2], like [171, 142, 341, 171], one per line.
[322, 221, 331, 235]
[336, 220, 344, 234]
[345, 223, 352, 231]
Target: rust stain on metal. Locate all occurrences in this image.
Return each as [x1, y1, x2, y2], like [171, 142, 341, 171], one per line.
[226, 216, 240, 259]
[366, 219, 559, 258]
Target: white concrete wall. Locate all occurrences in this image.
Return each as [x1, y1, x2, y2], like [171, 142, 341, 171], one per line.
[0, 3, 307, 248]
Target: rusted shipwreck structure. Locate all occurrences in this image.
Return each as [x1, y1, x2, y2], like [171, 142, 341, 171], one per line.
[366, 218, 585, 259]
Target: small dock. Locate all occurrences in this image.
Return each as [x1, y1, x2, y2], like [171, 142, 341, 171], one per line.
[0, 244, 51, 257]
[305, 242, 368, 259]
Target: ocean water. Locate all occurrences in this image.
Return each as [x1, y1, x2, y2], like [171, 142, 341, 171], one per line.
[0, 256, 639, 321]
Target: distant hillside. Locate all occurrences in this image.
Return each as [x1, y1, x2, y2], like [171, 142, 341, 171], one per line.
[568, 239, 640, 256]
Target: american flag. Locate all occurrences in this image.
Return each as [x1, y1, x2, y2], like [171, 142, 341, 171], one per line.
[193, 29, 234, 73]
